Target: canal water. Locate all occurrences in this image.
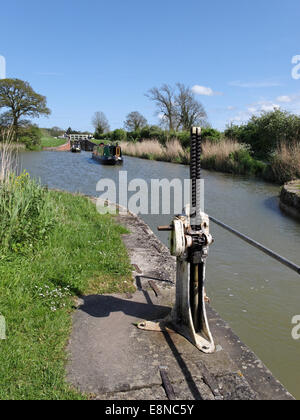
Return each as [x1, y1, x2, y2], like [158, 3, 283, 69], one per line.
[20, 150, 300, 399]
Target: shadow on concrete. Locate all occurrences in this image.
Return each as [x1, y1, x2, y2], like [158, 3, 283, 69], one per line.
[77, 292, 203, 400]
[162, 330, 203, 400]
[78, 294, 171, 321]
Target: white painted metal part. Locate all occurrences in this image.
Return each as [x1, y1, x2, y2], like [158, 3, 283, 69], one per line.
[138, 210, 215, 354]
[170, 218, 186, 257]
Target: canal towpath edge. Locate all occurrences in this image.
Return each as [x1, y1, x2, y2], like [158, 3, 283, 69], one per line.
[66, 198, 294, 400]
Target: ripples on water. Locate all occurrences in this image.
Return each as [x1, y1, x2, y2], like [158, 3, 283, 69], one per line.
[20, 150, 300, 398]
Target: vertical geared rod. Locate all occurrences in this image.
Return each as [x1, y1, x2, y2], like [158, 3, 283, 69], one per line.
[138, 126, 215, 354]
[190, 127, 202, 230]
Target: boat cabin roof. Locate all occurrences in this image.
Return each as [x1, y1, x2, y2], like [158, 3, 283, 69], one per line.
[96, 144, 122, 157]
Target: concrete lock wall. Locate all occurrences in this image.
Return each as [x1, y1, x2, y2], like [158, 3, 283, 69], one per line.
[280, 180, 300, 220]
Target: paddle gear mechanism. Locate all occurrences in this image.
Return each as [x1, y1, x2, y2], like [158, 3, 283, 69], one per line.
[137, 127, 215, 354]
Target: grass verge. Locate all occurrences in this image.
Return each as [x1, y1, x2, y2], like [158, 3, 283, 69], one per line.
[0, 190, 134, 400]
[41, 136, 68, 148]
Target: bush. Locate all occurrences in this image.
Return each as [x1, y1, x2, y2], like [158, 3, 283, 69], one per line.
[224, 109, 300, 159]
[202, 128, 222, 143]
[94, 132, 110, 140]
[126, 129, 141, 142]
[140, 125, 164, 141]
[201, 139, 267, 176]
[111, 129, 127, 142]
[229, 148, 266, 176]
[18, 125, 42, 150]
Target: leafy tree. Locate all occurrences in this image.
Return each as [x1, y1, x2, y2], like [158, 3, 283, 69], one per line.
[0, 79, 51, 138]
[124, 111, 147, 131]
[92, 111, 110, 138]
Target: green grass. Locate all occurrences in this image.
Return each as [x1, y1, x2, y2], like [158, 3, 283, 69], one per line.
[41, 136, 67, 148]
[92, 139, 112, 145]
[0, 190, 134, 400]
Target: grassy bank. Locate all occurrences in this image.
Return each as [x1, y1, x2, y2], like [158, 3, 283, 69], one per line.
[0, 171, 133, 399]
[41, 136, 67, 148]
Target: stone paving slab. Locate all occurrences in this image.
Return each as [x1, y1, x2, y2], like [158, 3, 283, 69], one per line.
[66, 288, 257, 400]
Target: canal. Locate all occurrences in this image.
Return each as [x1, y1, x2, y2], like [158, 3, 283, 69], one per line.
[20, 150, 300, 399]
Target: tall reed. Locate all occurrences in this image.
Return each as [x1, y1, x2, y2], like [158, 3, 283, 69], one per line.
[201, 139, 242, 162]
[0, 128, 18, 182]
[121, 139, 189, 163]
[0, 128, 55, 253]
[270, 142, 300, 183]
[121, 138, 265, 176]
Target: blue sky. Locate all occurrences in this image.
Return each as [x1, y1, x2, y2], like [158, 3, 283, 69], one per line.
[1, 0, 300, 132]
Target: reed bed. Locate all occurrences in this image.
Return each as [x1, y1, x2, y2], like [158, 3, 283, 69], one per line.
[121, 139, 189, 163]
[270, 142, 300, 183]
[201, 139, 242, 163]
[121, 138, 247, 167]
[121, 138, 266, 177]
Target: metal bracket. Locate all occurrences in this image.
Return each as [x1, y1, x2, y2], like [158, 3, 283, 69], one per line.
[137, 254, 215, 354]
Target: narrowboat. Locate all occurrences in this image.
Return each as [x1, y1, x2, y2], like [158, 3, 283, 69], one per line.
[71, 143, 81, 153]
[92, 144, 123, 165]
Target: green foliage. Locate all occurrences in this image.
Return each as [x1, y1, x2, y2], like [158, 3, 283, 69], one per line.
[0, 189, 133, 399]
[200, 142, 267, 177]
[202, 128, 222, 143]
[140, 125, 163, 140]
[0, 172, 55, 253]
[126, 129, 141, 142]
[225, 109, 300, 159]
[0, 79, 51, 139]
[19, 125, 42, 150]
[229, 148, 267, 176]
[111, 128, 127, 142]
[94, 132, 109, 140]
